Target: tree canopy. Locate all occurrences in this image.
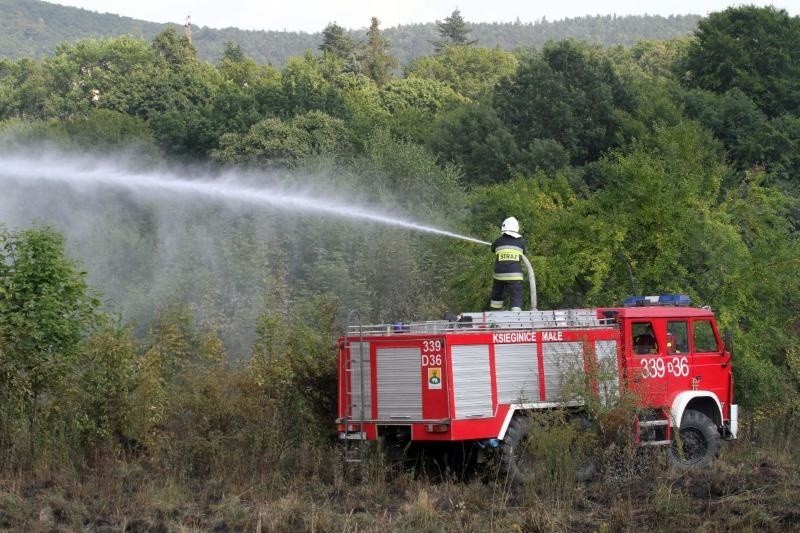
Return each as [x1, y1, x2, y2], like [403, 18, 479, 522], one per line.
[681, 6, 800, 117]
[0, 6, 799, 416]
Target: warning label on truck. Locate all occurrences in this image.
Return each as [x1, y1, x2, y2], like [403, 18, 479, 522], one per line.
[427, 368, 442, 389]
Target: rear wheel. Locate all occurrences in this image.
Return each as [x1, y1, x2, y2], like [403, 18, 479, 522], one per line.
[499, 415, 535, 485]
[670, 409, 721, 469]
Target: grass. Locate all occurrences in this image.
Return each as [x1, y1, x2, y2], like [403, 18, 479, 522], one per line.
[0, 410, 797, 531]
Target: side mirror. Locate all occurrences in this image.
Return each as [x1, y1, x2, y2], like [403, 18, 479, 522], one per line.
[723, 328, 733, 355]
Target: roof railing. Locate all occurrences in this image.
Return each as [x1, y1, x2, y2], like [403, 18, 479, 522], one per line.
[345, 309, 615, 336]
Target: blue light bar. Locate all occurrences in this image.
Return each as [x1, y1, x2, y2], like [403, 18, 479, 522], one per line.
[623, 294, 691, 307]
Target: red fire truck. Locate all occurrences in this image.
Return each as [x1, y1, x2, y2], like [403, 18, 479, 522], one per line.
[336, 295, 738, 477]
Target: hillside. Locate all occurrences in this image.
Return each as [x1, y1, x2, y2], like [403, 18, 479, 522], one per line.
[0, 0, 701, 65]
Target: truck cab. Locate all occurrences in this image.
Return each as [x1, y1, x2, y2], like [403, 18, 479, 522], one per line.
[600, 296, 737, 467]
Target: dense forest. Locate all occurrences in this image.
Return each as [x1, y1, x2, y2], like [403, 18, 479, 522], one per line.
[0, 5, 799, 530]
[1, 0, 701, 65]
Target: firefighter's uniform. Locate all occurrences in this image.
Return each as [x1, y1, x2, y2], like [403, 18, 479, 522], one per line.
[490, 232, 525, 310]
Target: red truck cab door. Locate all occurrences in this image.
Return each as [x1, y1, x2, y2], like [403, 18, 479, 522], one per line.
[687, 318, 729, 410]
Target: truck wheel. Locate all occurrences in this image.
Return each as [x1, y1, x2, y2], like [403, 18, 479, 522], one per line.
[499, 416, 535, 485]
[670, 409, 721, 469]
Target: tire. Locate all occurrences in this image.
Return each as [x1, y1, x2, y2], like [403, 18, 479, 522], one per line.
[670, 409, 721, 469]
[499, 415, 535, 485]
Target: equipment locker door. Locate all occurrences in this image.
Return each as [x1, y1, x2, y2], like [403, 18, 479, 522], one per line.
[371, 338, 449, 423]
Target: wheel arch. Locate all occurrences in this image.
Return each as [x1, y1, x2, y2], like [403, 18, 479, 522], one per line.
[498, 406, 520, 440]
[671, 392, 722, 428]
[498, 402, 586, 440]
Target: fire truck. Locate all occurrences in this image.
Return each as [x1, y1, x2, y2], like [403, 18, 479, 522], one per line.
[336, 294, 738, 478]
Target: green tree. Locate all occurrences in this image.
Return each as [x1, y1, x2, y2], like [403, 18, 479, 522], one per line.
[317, 23, 358, 79]
[349, 129, 464, 220]
[125, 32, 222, 156]
[681, 88, 773, 171]
[359, 17, 397, 87]
[75, 319, 138, 447]
[379, 77, 466, 141]
[291, 109, 353, 155]
[152, 27, 196, 67]
[717, 171, 800, 405]
[5, 109, 158, 155]
[62, 108, 153, 146]
[678, 85, 800, 187]
[0, 227, 99, 458]
[213, 55, 278, 139]
[608, 38, 690, 81]
[219, 42, 268, 87]
[765, 114, 800, 185]
[433, 9, 477, 51]
[276, 54, 345, 118]
[0, 59, 18, 119]
[429, 103, 521, 184]
[319, 23, 356, 61]
[42, 36, 157, 118]
[333, 72, 389, 145]
[680, 6, 800, 117]
[380, 77, 464, 114]
[144, 61, 221, 156]
[221, 41, 245, 63]
[212, 110, 351, 167]
[208, 79, 261, 139]
[494, 41, 635, 167]
[249, 297, 338, 437]
[584, 124, 729, 303]
[0, 58, 48, 120]
[405, 45, 517, 100]
[213, 116, 312, 167]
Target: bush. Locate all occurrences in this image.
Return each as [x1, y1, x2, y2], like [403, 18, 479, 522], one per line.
[0, 226, 99, 463]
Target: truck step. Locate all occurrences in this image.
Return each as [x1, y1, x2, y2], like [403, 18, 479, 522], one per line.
[639, 439, 672, 446]
[638, 420, 669, 428]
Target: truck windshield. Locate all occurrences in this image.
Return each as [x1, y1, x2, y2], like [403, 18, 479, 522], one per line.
[693, 320, 719, 352]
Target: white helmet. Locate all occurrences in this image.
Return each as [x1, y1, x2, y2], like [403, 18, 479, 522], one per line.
[501, 216, 520, 238]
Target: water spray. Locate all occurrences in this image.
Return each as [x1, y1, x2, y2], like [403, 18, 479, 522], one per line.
[0, 151, 541, 309]
[0, 152, 490, 247]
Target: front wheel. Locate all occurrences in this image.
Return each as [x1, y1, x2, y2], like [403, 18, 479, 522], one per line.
[499, 415, 535, 485]
[670, 409, 721, 469]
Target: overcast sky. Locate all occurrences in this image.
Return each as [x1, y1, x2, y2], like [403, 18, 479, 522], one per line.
[50, 1, 799, 32]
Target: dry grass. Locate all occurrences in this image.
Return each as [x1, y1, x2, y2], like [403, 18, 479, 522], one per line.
[0, 405, 797, 532]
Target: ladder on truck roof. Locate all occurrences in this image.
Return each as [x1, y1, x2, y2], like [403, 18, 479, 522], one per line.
[346, 308, 614, 336]
[342, 310, 367, 470]
[461, 309, 609, 329]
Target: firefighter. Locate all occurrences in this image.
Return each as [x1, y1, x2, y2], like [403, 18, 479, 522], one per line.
[490, 216, 525, 311]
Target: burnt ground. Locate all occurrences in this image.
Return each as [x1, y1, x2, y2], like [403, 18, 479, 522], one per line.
[0, 431, 798, 532]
